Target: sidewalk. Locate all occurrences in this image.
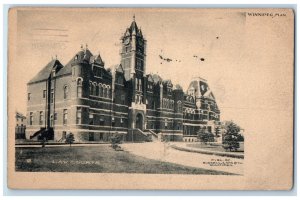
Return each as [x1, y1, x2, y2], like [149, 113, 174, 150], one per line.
[122, 142, 244, 175]
[171, 143, 244, 159]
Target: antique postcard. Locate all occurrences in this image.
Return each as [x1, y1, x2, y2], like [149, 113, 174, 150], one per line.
[7, 7, 294, 190]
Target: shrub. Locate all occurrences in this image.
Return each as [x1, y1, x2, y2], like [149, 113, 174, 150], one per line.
[197, 127, 215, 144]
[222, 121, 243, 151]
[65, 133, 75, 147]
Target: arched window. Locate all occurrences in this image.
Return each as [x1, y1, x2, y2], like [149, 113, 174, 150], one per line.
[63, 85, 69, 99]
[103, 85, 107, 98]
[107, 86, 111, 98]
[177, 101, 182, 113]
[99, 84, 103, 97]
[96, 85, 99, 96]
[77, 78, 82, 98]
[89, 82, 93, 95]
[93, 82, 97, 95]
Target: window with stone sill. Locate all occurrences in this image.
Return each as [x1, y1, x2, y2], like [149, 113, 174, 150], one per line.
[63, 109, 68, 125]
[76, 107, 82, 124]
[63, 85, 69, 99]
[43, 90, 46, 99]
[29, 112, 33, 125]
[99, 117, 105, 126]
[39, 111, 44, 125]
[99, 85, 103, 97]
[77, 79, 83, 98]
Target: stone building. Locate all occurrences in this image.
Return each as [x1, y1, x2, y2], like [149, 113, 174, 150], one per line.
[26, 17, 220, 142]
[15, 112, 26, 139]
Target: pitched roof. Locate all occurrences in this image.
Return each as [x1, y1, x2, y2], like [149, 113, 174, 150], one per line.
[129, 20, 139, 34]
[147, 74, 154, 82]
[152, 74, 163, 84]
[28, 59, 63, 84]
[174, 84, 183, 91]
[115, 64, 124, 73]
[203, 90, 215, 99]
[186, 77, 209, 97]
[163, 79, 173, 86]
[90, 53, 104, 66]
[56, 48, 94, 77]
[122, 16, 143, 38]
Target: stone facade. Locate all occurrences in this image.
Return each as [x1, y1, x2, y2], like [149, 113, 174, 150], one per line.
[26, 17, 221, 142]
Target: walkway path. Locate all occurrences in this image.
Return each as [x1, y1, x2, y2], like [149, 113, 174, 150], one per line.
[172, 143, 244, 159]
[122, 142, 244, 175]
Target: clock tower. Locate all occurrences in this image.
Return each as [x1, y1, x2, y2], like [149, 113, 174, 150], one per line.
[120, 15, 146, 81]
[120, 16, 148, 131]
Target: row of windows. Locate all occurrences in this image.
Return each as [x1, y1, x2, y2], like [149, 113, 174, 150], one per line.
[135, 95, 143, 104]
[29, 109, 70, 126]
[89, 82, 111, 98]
[29, 110, 68, 126]
[184, 108, 195, 114]
[162, 98, 174, 109]
[29, 108, 128, 127]
[147, 84, 153, 90]
[185, 96, 194, 103]
[135, 78, 142, 91]
[28, 85, 71, 102]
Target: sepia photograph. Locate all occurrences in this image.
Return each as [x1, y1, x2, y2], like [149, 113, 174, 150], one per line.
[7, 7, 294, 190]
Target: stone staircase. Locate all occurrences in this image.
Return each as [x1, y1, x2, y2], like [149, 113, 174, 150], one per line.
[127, 128, 151, 142]
[146, 129, 159, 142]
[30, 127, 54, 141]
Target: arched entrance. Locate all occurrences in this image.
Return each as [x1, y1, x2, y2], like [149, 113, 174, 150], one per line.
[135, 113, 143, 130]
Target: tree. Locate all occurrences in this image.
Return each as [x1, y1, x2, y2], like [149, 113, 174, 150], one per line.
[222, 121, 243, 151]
[197, 127, 215, 144]
[65, 133, 75, 147]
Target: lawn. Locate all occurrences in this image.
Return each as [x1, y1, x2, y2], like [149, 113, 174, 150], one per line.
[186, 143, 244, 153]
[15, 145, 235, 175]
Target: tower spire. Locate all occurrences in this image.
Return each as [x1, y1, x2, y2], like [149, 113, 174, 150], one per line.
[133, 14, 135, 22]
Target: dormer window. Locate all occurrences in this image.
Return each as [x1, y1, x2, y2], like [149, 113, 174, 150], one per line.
[74, 55, 78, 60]
[51, 69, 56, 77]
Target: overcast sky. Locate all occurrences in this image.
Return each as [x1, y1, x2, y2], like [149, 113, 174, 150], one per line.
[9, 8, 294, 133]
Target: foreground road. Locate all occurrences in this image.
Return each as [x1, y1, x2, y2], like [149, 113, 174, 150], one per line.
[122, 142, 244, 175]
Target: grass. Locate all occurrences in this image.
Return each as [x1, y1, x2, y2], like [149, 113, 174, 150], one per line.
[15, 145, 235, 175]
[186, 143, 244, 153]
